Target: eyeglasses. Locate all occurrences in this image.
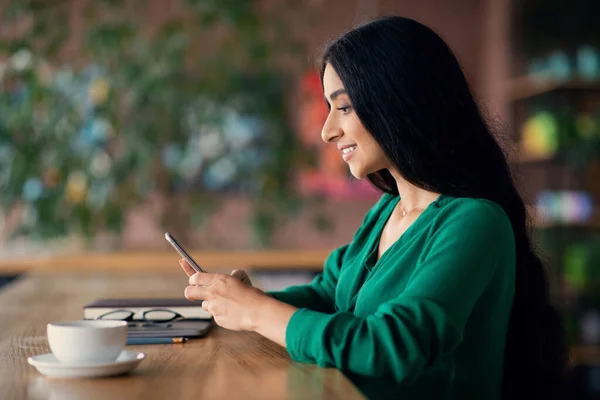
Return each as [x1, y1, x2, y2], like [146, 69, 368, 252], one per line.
[95, 308, 184, 327]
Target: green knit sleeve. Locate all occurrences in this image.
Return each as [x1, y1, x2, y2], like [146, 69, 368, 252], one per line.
[283, 200, 515, 382]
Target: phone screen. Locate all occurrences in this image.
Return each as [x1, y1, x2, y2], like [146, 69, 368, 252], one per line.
[165, 232, 205, 273]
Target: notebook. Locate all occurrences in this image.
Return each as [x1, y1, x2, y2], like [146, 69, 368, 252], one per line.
[83, 297, 212, 320]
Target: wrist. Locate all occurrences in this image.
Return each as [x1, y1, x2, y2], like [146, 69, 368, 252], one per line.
[248, 292, 297, 335]
[247, 292, 298, 348]
[247, 290, 274, 332]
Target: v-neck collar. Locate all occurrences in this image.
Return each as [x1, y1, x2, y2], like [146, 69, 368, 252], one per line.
[364, 193, 445, 271]
[336, 193, 450, 313]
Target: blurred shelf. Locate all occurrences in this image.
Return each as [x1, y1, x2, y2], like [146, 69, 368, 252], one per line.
[507, 75, 600, 102]
[508, 150, 555, 164]
[527, 205, 600, 230]
[506, 146, 584, 165]
[0, 249, 332, 274]
[571, 346, 600, 366]
[534, 220, 600, 230]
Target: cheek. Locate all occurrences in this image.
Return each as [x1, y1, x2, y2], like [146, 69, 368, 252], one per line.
[345, 119, 375, 153]
[355, 142, 388, 175]
[343, 118, 388, 173]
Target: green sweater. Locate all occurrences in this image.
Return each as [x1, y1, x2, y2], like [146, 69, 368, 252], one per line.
[269, 193, 516, 400]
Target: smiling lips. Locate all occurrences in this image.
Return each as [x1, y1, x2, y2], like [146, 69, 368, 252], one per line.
[338, 144, 357, 162]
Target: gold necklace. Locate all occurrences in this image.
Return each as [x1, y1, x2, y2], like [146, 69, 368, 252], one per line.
[398, 203, 424, 218]
[399, 194, 440, 218]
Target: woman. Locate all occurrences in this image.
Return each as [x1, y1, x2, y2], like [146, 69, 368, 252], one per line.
[180, 16, 568, 400]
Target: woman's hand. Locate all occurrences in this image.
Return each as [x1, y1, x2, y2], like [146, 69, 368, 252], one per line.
[180, 265, 266, 332]
[179, 259, 297, 346]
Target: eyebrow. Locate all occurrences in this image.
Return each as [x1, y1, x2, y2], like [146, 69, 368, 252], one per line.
[326, 89, 347, 102]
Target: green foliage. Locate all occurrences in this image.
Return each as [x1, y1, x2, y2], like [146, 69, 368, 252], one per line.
[0, 0, 314, 247]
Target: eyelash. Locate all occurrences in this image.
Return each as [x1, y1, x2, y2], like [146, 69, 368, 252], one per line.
[336, 106, 352, 115]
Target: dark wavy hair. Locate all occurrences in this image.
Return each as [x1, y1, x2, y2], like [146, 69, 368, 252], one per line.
[319, 16, 569, 400]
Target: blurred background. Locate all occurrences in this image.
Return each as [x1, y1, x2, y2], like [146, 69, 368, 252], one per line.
[1, 0, 600, 396]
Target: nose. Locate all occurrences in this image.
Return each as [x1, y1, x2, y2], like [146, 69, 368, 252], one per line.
[321, 114, 343, 143]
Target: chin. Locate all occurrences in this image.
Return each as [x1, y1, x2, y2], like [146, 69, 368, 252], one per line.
[348, 165, 368, 180]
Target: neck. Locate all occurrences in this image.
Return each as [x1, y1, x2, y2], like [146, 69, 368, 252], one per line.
[389, 169, 440, 211]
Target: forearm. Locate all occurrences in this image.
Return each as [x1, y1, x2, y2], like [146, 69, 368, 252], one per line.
[251, 296, 298, 348]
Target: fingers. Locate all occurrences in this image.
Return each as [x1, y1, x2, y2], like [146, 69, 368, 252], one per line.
[189, 272, 227, 286]
[179, 259, 197, 277]
[230, 269, 252, 286]
[184, 285, 213, 301]
[201, 300, 210, 312]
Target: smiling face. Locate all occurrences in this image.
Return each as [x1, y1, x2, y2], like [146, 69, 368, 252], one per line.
[321, 64, 390, 179]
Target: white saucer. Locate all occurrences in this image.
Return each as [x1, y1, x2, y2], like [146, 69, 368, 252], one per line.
[28, 350, 146, 379]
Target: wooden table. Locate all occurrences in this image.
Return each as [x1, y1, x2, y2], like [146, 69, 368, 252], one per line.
[0, 272, 364, 400]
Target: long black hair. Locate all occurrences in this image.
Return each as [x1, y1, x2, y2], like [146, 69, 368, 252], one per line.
[319, 16, 569, 400]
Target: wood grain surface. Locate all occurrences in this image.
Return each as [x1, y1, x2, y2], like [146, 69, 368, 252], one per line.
[0, 273, 364, 400]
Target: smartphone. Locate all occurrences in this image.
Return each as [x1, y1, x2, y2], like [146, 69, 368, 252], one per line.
[165, 232, 205, 273]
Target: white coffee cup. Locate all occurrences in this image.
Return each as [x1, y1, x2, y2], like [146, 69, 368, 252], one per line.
[47, 320, 128, 365]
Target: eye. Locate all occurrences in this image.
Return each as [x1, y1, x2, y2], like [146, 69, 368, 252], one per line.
[336, 105, 353, 115]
